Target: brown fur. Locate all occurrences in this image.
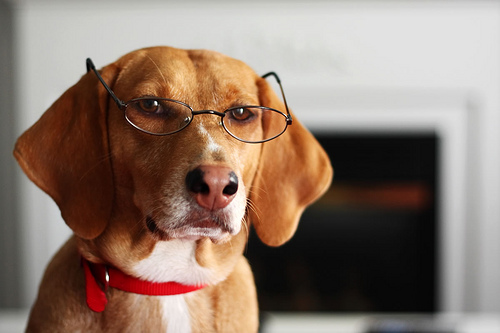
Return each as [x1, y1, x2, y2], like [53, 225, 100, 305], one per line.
[14, 46, 332, 332]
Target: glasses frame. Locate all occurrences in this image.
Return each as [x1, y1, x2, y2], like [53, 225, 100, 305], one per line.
[86, 58, 293, 143]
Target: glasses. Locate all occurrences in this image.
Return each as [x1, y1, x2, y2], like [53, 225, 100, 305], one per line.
[86, 58, 292, 143]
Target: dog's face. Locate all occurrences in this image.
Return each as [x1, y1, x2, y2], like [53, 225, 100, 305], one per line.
[108, 48, 262, 244]
[14, 46, 332, 281]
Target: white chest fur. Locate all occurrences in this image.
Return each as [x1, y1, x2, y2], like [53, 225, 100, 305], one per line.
[131, 240, 213, 286]
[160, 295, 192, 333]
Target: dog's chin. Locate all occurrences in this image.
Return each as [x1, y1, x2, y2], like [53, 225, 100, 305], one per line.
[146, 216, 235, 243]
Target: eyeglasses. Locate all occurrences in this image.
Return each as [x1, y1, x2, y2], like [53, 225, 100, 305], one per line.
[86, 58, 292, 143]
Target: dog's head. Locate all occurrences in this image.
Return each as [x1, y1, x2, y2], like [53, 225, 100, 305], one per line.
[14, 46, 332, 267]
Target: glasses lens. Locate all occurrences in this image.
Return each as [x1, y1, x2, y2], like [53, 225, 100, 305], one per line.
[223, 107, 288, 143]
[125, 98, 192, 135]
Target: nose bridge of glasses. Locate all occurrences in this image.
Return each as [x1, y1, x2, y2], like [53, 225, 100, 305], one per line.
[192, 109, 226, 118]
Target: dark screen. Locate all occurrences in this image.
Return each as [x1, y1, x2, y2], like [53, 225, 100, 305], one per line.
[246, 133, 438, 313]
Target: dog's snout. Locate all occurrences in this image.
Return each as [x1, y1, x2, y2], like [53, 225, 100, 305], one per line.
[186, 166, 239, 210]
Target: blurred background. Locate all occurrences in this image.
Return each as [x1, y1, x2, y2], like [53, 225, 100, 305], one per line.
[2, 0, 500, 332]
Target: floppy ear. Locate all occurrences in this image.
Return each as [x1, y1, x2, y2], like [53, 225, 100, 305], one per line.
[13, 64, 118, 240]
[249, 78, 333, 247]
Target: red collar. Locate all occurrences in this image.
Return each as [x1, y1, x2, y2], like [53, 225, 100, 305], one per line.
[82, 258, 207, 312]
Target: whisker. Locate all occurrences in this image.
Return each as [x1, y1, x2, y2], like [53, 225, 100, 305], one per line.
[78, 152, 113, 183]
[241, 215, 251, 255]
[146, 54, 168, 86]
[246, 198, 260, 222]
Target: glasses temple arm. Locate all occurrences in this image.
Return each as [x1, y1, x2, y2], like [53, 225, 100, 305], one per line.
[86, 58, 126, 110]
[261, 72, 292, 125]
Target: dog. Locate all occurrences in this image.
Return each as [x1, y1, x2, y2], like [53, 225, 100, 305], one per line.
[14, 46, 332, 332]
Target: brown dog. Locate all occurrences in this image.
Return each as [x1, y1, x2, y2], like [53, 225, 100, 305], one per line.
[14, 46, 332, 332]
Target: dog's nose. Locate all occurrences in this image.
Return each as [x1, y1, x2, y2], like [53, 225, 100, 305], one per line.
[186, 165, 239, 210]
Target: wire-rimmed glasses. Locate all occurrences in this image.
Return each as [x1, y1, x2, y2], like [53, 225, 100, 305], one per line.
[86, 58, 292, 143]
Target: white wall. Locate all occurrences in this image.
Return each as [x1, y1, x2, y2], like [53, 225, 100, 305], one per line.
[7, 0, 500, 313]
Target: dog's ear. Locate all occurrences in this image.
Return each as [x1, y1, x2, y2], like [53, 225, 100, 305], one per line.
[249, 77, 333, 247]
[14, 64, 119, 240]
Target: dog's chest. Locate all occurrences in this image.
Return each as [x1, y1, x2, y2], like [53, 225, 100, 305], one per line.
[129, 240, 211, 332]
[159, 295, 192, 333]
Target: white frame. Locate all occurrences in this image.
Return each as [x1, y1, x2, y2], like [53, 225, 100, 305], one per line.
[294, 88, 470, 312]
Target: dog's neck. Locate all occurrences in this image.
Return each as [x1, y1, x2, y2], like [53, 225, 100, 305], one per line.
[78, 218, 249, 312]
[82, 258, 207, 312]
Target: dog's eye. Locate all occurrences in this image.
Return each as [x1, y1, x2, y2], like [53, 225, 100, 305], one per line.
[229, 107, 254, 121]
[137, 99, 162, 114]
